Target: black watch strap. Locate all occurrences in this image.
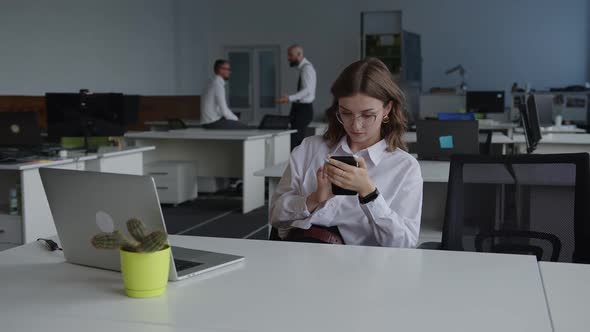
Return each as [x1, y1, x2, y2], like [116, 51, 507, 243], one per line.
[359, 187, 379, 204]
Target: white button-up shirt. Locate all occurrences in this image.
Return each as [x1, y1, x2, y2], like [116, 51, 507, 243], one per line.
[200, 75, 239, 124]
[270, 135, 423, 247]
[288, 58, 316, 104]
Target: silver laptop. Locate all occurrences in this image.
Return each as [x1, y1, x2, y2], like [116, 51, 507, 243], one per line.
[40, 168, 244, 281]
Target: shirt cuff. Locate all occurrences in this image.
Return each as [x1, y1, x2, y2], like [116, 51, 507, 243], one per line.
[359, 194, 390, 221]
[288, 94, 298, 102]
[292, 199, 338, 229]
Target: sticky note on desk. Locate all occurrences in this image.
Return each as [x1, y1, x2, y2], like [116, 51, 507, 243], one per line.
[439, 135, 454, 149]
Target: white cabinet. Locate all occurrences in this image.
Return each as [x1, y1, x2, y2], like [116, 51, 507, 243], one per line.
[145, 161, 198, 205]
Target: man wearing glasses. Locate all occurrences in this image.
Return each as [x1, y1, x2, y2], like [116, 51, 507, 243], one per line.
[201, 59, 247, 129]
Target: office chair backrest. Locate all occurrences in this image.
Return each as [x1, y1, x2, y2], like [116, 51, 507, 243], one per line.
[167, 118, 187, 130]
[442, 153, 590, 263]
[258, 115, 291, 130]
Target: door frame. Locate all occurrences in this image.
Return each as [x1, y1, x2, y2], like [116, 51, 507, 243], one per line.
[224, 45, 282, 124]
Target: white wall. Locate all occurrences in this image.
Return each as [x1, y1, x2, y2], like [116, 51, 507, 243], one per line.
[0, 0, 208, 95]
[207, 0, 589, 117]
[174, 0, 210, 95]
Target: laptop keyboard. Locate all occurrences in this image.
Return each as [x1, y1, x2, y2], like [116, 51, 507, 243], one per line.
[173, 258, 203, 272]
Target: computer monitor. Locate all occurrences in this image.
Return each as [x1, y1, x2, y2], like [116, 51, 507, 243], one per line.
[46, 92, 126, 139]
[0, 112, 42, 148]
[416, 120, 480, 161]
[519, 94, 542, 153]
[123, 95, 141, 125]
[466, 91, 505, 114]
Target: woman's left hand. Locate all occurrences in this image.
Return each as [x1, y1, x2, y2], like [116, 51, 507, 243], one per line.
[325, 156, 376, 197]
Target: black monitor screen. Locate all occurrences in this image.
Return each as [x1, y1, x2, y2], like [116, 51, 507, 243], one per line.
[520, 94, 542, 153]
[466, 91, 505, 113]
[46, 93, 126, 138]
[123, 95, 140, 125]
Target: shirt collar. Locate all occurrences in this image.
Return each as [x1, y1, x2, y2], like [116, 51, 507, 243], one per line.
[298, 58, 309, 69]
[330, 136, 388, 166]
[214, 75, 225, 85]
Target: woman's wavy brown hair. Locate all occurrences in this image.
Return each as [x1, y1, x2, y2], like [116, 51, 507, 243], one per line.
[323, 58, 407, 152]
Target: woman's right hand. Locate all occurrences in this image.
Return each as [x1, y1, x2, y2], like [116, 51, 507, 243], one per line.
[306, 165, 333, 213]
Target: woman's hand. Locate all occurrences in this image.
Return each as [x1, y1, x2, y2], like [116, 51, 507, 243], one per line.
[306, 165, 334, 212]
[326, 156, 376, 197]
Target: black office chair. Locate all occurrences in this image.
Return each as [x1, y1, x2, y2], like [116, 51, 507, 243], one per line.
[268, 226, 281, 241]
[258, 115, 291, 130]
[167, 118, 187, 130]
[480, 130, 493, 155]
[419, 153, 590, 263]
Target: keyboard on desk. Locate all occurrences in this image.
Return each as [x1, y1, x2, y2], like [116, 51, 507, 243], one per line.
[0, 150, 39, 164]
[173, 258, 203, 272]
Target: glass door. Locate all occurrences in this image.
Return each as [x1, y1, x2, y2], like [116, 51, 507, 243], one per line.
[226, 46, 280, 124]
[226, 48, 253, 122]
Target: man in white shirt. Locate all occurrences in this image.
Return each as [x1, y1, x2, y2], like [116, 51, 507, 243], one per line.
[278, 45, 316, 149]
[201, 59, 247, 129]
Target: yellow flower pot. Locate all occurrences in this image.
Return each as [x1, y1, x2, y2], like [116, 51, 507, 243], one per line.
[120, 246, 170, 298]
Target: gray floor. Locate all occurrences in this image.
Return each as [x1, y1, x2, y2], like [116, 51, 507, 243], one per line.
[162, 194, 269, 241]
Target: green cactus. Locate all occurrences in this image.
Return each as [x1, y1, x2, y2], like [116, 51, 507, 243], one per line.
[138, 231, 168, 252]
[127, 218, 147, 242]
[91, 231, 130, 250]
[91, 218, 168, 253]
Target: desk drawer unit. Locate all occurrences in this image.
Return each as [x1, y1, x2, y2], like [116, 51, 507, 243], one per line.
[145, 161, 197, 205]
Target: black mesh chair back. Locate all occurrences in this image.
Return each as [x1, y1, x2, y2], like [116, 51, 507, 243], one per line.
[441, 153, 590, 263]
[258, 115, 291, 130]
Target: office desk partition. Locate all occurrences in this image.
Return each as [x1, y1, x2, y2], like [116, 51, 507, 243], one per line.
[125, 129, 295, 213]
[0, 235, 552, 332]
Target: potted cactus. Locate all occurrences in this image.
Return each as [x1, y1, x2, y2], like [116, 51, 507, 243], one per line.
[91, 218, 170, 298]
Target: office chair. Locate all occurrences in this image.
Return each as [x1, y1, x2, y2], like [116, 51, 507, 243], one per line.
[419, 153, 590, 263]
[268, 226, 281, 241]
[258, 115, 291, 130]
[480, 130, 493, 155]
[167, 118, 187, 130]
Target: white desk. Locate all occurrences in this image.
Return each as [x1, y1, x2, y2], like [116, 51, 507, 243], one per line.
[0, 235, 552, 332]
[539, 262, 590, 332]
[478, 121, 519, 132]
[146, 119, 260, 131]
[2, 314, 200, 332]
[513, 133, 590, 154]
[309, 121, 328, 135]
[515, 125, 586, 134]
[0, 146, 154, 249]
[125, 129, 294, 213]
[312, 121, 520, 137]
[403, 131, 514, 145]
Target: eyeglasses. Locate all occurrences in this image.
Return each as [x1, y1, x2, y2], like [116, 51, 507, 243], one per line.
[336, 111, 378, 128]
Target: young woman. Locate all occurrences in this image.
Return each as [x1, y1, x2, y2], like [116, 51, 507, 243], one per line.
[270, 58, 423, 247]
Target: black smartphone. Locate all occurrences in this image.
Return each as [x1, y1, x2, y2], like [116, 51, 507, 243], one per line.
[330, 156, 358, 195]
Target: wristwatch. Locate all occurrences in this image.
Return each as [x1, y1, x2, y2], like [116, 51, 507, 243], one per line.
[358, 187, 380, 204]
